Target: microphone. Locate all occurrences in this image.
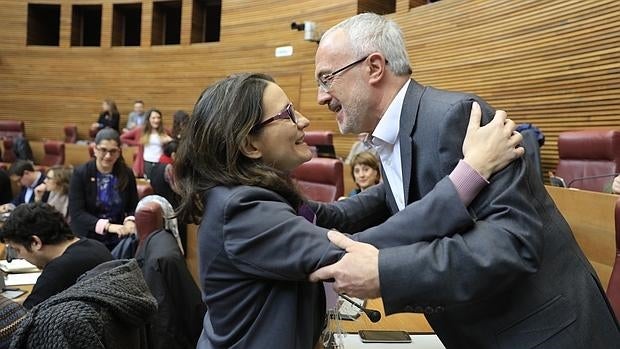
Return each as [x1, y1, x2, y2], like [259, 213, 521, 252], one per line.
[567, 173, 618, 188]
[339, 293, 382, 323]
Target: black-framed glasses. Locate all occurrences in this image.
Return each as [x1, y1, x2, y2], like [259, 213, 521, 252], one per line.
[317, 55, 369, 91]
[252, 103, 297, 132]
[96, 146, 120, 156]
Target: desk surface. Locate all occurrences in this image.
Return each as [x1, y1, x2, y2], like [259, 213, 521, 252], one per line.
[339, 298, 432, 333]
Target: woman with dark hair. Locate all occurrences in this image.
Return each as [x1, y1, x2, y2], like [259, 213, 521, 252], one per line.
[174, 73, 521, 349]
[172, 110, 190, 140]
[34, 165, 73, 219]
[121, 109, 172, 178]
[69, 128, 138, 250]
[90, 99, 120, 134]
[348, 151, 381, 196]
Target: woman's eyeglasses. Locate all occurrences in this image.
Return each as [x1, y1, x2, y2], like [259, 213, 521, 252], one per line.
[96, 146, 120, 156]
[252, 103, 297, 132]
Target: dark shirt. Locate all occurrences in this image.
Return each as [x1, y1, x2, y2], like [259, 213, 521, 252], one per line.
[97, 111, 120, 132]
[23, 238, 113, 309]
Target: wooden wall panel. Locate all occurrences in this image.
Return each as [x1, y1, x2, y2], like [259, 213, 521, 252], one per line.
[0, 0, 618, 178]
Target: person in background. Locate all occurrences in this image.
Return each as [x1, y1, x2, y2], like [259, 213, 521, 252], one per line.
[0, 202, 112, 309]
[173, 73, 519, 349]
[90, 99, 120, 135]
[69, 128, 138, 250]
[0, 160, 46, 213]
[344, 132, 374, 165]
[172, 110, 190, 141]
[309, 13, 620, 348]
[348, 151, 381, 196]
[121, 109, 173, 178]
[159, 140, 177, 165]
[34, 165, 73, 220]
[123, 100, 146, 133]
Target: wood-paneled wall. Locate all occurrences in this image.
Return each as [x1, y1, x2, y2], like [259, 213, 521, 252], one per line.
[0, 0, 618, 177]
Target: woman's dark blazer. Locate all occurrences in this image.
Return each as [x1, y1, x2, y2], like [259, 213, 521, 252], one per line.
[68, 159, 138, 239]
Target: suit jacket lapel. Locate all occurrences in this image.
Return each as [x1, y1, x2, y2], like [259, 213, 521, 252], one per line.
[399, 80, 426, 205]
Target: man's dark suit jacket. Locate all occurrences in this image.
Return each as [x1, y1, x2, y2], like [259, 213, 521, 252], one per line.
[312, 80, 620, 348]
[11, 171, 46, 206]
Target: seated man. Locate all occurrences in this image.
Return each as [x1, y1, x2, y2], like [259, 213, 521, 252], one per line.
[0, 202, 113, 309]
[0, 160, 46, 213]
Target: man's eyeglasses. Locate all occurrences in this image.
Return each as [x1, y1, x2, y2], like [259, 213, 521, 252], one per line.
[96, 146, 120, 156]
[317, 55, 369, 91]
[252, 103, 297, 132]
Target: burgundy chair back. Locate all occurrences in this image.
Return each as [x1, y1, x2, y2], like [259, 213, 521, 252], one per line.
[135, 201, 164, 247]
[0, 121, 25, 139]
[40, 140, 65, 166]
[607, 197, 620, 320]
[554, 130, 620, 191]
[291, 157, 344, 202]
[137, 181, 154, 199]
[64, 124, 78, 143]
[304, 131, 333, 146]
[1, 139, 16, 163]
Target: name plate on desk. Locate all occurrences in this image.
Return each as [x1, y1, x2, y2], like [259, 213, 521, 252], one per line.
[333, 334, 445, 349]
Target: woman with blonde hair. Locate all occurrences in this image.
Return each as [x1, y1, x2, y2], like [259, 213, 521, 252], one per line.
[34, 165, 73, 219]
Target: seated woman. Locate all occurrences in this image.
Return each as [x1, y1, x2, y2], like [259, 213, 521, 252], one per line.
[69, 129, 138, 250]
[34, 165, 73, 220]
[90, 99, 120, 135]
[174, 73, 521, 349]
[121, 109, 173, 179]
[348, 151, 381, 196]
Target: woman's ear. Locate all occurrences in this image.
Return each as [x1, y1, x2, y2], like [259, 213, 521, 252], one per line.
[240, 135, 262, 159]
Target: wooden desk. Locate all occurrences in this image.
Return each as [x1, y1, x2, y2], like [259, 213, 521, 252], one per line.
[338, 298, 432, 333]
[546, 186, 617, 289]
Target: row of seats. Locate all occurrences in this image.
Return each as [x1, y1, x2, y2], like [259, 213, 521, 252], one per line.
[554, 130, 620, 191]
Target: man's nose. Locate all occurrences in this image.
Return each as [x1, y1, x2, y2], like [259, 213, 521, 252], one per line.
[317, 87, 331, 106]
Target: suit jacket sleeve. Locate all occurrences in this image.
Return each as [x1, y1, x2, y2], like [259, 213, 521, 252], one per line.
[379, 98, 544, 314]
[312, 177, 474, 246]
[220, 188, 344, 281]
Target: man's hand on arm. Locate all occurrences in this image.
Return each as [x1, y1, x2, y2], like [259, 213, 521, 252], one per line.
[462, 102, 524, 179]
[309, 230, 381, 299]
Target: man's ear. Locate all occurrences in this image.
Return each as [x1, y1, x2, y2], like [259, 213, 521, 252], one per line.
[30, 235, 43, 251]
[240, 135, 263, 160]
[367, 52, 386, 85]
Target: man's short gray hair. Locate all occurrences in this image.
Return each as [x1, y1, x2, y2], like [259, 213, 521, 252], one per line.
[322, 13, 412, 76]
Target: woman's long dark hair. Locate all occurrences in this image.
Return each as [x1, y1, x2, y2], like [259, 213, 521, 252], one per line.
[175, 73, 302, 223]
[95, 128, 130, 191]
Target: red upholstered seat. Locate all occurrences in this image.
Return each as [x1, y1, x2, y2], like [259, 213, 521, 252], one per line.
[0, 120, 25, 139]
[64, 124, 78, 143]
[40, 140, 65, 167]
[137, 181, 154, 199]
[304, 131, 333, 146]
[554, 130, 620, 192]
[291, 157, 344, 202]
[135, 201, 164, 248]
[1, 139, 16, 163]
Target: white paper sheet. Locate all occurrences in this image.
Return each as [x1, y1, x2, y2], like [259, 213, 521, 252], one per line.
[0, 259, 39, 273]
[5, 272, 41, 286]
